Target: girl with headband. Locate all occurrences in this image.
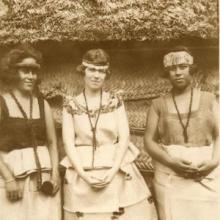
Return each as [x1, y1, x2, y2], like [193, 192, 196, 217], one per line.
[0, 46, 61, 220]
[61, 48, 157, 220]
[144, 46, 220, 220]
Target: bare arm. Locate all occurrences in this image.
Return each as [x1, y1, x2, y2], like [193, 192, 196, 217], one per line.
[144, 105, 174, 167]
[112, 103, 130, 171]
[44, 100, 60, 184]
[211, 99, 220, 163]
[62, 107, 85, 177]
[0, 159, 15, 182]
[198, 98, 220, 176]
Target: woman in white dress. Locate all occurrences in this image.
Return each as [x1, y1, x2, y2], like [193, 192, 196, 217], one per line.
[61, 48, 158, 220]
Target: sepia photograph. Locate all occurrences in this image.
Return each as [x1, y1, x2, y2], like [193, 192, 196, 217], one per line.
[0, 1, 219, 220]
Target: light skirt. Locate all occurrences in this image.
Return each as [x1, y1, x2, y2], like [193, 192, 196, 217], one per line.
[0, 173, 61, 220]
[64, 198, 157, 220]
[154, 145, 220, 220]
[63, 164, 153, 213]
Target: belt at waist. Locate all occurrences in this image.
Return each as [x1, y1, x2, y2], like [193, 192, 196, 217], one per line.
[60, 142, 140, 174]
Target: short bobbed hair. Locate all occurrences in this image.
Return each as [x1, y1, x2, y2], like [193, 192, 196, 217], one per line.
[162, 45, 197, 78]
[0, 45, 42, 88]
[76, 48, 111, 76]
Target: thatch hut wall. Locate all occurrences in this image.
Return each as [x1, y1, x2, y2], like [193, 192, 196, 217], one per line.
[0, 0, 218, 43]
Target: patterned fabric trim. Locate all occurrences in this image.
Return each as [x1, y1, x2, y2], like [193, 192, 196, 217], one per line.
[63, 92, 123, 116]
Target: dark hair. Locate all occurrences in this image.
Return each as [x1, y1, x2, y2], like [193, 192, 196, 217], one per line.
[0, 45, 42, 88]
[162, 45, 197, 78]
[76, 48, 111, 77]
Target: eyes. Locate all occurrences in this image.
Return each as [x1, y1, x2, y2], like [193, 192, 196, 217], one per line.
[169, 64, 190, 72]
[86, 67, 107, 75]
[18, 67, 39, 75]
[178, 64, 189, 70]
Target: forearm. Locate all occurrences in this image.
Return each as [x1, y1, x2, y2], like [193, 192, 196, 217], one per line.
[47, 141, 59, 175]
[144, 139, 173, 168]
[211, 98, 219, 165]
[63, 142, 85, 176]
[112, 137, 129, 171]
[0, 158, 14, 181]
[113, 103, 130, 171]
[212, 135, 220, 165]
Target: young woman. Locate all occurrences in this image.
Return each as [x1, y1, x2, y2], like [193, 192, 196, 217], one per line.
[0, 46, 61, 220]
[61, 48, 157, 220]
[144, 46, 220, 220]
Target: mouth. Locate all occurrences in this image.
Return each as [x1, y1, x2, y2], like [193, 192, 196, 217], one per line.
[24, 81, 34, 86]
[175, 78, 184, 83]
[91, 81, 100, 84]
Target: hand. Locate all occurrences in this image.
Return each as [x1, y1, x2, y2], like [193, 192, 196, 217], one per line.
[169, 157, 198, 178]
[51, 171, 61, 195]
[196, 159, 218, 177]
[5, 179, 22, 201]
[101, 168, 118, 186]
[81, 172, 107, 189]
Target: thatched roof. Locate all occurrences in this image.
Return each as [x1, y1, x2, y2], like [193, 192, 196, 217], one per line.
[0, 0, 218, 44]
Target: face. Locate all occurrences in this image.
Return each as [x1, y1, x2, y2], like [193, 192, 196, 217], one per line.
[16, 58, 39, 93]
[84, 66, 107, 91]
[168, 64, 192, 90]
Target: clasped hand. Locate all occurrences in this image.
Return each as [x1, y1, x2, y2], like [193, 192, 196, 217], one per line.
[170, 158, 218, 180]
[82, 168, 117, 189]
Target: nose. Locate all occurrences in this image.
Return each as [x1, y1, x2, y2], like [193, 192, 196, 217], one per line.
[94, 70, 101, 78]
[175, 66, 182, 75]
[26, 70, 35, 78]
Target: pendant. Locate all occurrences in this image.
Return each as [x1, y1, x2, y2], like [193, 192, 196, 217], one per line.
[183, 129, 188, 143]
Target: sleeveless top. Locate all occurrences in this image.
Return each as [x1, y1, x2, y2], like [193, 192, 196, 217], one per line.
[152, 91, 218, 147]
[61, 91, 140, 170]
[0, 95, 47, 152]
[63, 91, 123, 148]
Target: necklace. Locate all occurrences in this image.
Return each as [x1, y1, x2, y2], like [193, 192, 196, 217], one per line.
[10, 92, 33, 119]
[171, 88, 193, 143]
[83, 89, 102, 168]
[10, 92, 42, 189]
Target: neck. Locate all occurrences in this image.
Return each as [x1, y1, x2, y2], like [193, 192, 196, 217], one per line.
[172, 84, 192, 96]
[11, 89, 32, 99]
[84, 88, 102, 98]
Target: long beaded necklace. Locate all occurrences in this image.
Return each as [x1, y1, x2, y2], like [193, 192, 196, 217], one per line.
[171, 88, 193, 143]
[83, 89, 102, 168]
[10, 92, 42, 189]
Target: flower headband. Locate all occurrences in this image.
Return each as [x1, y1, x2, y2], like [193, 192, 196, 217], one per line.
[82, 60, 109, 70]
[163, 51, 193, 68]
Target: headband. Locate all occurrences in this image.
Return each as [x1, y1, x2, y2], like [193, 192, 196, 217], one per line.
[15, 57, 41, 69]
[82, 60, 109, 70]
[163, 51, 193, 68]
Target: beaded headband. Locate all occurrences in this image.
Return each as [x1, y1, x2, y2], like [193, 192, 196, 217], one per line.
[163, 51, 193, 68]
